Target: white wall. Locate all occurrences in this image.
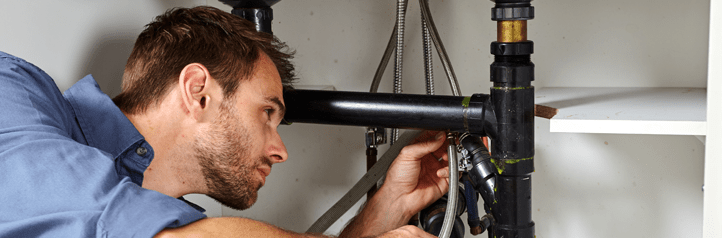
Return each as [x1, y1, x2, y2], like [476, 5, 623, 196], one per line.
[226, 1, 707, 237]
[2, 1, 710, 237]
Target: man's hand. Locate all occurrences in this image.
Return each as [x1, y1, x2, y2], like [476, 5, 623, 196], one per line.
[375, 225, 438, 238]
[383, 131, 450, 216]
[339, 131, 449, 238]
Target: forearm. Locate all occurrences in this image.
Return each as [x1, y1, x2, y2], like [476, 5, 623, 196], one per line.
[155, 217, 333, 238]
[339, 186, 412, 238]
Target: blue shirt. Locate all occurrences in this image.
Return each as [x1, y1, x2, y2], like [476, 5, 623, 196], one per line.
[0, 51, 206, 237]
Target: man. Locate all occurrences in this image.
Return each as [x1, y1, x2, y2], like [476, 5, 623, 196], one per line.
[0, 6, 450, 237]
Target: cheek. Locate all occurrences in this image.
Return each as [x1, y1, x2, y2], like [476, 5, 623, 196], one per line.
[229, 110, 272, 157]
[253, 127, 271, 153]
[235, 120, 265, 155]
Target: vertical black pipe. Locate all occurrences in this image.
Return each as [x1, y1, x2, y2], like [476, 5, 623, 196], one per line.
[489, 0, 535, 237]
[220, 0, 280, 34]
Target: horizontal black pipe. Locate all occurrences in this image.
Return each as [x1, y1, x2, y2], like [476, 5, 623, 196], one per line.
[283, 90, 497, 138]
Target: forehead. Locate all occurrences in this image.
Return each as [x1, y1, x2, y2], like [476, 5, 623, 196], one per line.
[239, 53, 283, 100]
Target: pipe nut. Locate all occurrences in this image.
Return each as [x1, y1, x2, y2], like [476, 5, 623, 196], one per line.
[491, 6, 534, 21]
[491, 42, 534, 56]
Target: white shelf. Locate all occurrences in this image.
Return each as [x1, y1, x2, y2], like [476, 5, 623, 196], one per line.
[704, 1, 722, 237]
[535, 87, 707, 135]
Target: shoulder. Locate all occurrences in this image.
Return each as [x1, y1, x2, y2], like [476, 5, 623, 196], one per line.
[0, 51, 77, 140]
[0, 51, 57, 90]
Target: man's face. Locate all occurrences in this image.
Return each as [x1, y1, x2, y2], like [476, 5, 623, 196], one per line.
[195, 53, 288, 210]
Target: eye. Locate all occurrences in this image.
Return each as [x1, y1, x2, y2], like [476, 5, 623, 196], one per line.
[264, 108, 274, 118]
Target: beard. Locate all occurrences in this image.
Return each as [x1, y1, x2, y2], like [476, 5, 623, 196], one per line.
[195, 101, 271, 210]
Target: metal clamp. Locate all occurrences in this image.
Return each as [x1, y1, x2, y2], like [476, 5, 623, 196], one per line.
[365, 127, 387, 148]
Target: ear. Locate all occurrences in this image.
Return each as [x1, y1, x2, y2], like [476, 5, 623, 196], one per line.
[178, 63, 220, 122]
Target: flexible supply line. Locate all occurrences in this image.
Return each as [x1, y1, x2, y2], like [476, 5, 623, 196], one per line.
[439, 133, 459, 238]
[394, 0, 407, 96]
[367, 2, 409, 189]
[420, 1, 460, 236]
[365, 2, 462, 235]
[391, 0, 408, 144]
[369, 0, 409, 93]
[422, 9, 435, 96]
[369, 25, 396, 94]
[419, 0, 461, 96]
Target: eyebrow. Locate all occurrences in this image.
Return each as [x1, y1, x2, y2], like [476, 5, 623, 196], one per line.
[266, 96, 286, 119]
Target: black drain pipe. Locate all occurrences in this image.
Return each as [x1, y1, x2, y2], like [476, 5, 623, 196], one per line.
[283, 90, 497, 138]
[220, 0, 279, 34]
[279, 1, 537, 237]
[488, 0, 536, 237]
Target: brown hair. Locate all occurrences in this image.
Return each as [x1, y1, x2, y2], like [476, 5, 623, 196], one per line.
[113, 6, 295, 114]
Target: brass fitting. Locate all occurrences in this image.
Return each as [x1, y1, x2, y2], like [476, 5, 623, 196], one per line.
[497, 20, 527, 43]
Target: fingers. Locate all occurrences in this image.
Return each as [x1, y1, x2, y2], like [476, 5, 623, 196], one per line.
[411, 130, 444, 144]
[436, 167, 449, 178]
[435, 167, 451, 194]
[397, 131, 446, 162]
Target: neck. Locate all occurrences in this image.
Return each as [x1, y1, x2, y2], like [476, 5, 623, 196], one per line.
[125, 110, 207, 198]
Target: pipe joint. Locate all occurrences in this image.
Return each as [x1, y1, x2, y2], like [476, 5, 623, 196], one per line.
[491, 41, 534, 56]
[491, 6, 534, 21]
[490, 62, 535, 85]
[497, 20, 528, 42]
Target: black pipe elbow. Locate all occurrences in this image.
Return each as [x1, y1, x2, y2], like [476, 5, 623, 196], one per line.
[466, 94, 498, 139]
[460, 135, 497, 207]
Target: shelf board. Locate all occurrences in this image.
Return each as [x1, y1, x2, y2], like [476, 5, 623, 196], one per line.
[535, 87, 707, 135]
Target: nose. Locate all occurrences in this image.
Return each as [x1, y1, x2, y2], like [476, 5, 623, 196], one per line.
[268, 129, 288, 164]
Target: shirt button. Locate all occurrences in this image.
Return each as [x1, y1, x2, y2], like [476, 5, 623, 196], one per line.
[136, 147, 148, 156]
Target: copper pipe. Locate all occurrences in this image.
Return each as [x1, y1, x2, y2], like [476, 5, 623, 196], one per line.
[497, 20, 527, 43]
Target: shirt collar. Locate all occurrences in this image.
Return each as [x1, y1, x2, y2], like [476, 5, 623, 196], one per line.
[62, 77, 205, 213]
[63, 75, 146, 161]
